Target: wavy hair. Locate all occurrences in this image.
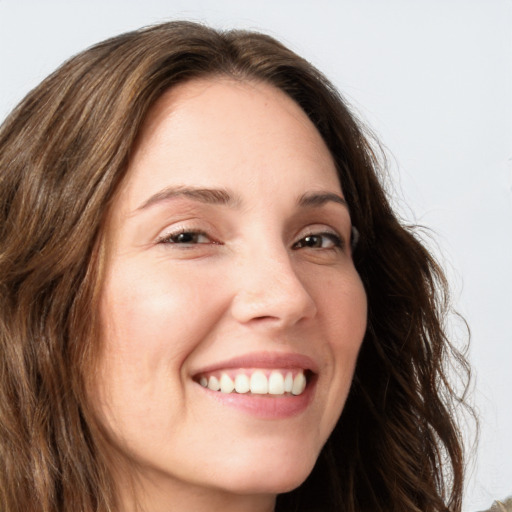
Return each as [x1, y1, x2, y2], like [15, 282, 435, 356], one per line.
[0, 21, 471, 511]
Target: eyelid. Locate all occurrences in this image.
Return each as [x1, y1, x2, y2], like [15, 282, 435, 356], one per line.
[155, 225, 219, 246]
[293, 226, 346, 250]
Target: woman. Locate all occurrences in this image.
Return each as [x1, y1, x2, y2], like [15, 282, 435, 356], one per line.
[0, 21, 471, 511]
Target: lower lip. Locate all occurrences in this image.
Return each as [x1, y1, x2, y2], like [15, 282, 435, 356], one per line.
[198, 378, 316, 419]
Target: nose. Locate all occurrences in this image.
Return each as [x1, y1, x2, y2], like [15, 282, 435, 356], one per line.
[230, 243, 317, 329]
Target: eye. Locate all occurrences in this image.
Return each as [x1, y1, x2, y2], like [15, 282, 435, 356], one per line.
[293, 232, 343, 250]
[157, 229, 214, 246]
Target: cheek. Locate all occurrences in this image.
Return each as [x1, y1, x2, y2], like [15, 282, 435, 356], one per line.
[332, 278, 367, 351]
[315, 271, 367, 424]
[100, 261, 225, 365]
[331, 274, 367, 378]
[314, 267, 367, 348]
[92, 262, 228, 427]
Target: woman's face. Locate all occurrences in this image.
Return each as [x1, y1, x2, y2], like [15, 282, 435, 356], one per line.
[95, 78, 367, 508]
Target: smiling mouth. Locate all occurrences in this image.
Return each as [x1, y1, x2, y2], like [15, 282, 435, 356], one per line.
[195, 369, 312, 396]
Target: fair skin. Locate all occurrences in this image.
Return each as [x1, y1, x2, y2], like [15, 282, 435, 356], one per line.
[95, 77, 367, 512]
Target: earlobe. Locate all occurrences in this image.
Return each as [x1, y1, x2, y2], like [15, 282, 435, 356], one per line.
[350, 226, 359, 251]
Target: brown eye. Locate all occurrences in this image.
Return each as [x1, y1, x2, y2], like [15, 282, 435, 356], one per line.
[293, 232, 343, 250]
[160, 230, 212, 245]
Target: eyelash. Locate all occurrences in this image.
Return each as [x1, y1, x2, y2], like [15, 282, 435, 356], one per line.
[292, 231, 344, 251]
[157, 228, 218, 246]
[157, 228, 344, 251]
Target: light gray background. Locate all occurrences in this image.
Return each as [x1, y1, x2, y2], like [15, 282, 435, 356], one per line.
[0, 1, 510, 510]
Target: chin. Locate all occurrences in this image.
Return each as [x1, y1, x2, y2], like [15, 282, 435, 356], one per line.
[213, 448, 318, 496]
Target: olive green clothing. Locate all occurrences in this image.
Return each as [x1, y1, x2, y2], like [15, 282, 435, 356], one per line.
[480, 497, 512, 512]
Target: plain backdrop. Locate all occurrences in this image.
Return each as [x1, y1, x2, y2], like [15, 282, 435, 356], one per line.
[0, 1, 511, 510]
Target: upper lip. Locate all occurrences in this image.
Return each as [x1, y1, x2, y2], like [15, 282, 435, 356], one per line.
[192, 351, 319, 376]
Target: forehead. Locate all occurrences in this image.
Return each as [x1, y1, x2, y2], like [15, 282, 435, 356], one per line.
[118, 77, 341, 212]
[137, 76, 327, 152]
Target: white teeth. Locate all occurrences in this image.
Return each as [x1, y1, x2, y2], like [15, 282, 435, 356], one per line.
[284, 372, 293, 393]
[291, 372, 306, 395]
[207, 375, 220, 391]
[200, 370, 308, 396]
[250, 371, 268, 394]
[268, 371, 285, 395]
[220, 373, 235, 393]
[234, 374, 250, 393]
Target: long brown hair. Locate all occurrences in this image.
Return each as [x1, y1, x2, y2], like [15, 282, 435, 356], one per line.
[0, 21, 472, 511]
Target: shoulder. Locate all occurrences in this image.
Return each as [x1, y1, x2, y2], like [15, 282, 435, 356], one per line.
[479, 497, 512, 512]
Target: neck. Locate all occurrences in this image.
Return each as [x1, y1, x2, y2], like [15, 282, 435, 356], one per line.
[114, 466, 276, 512]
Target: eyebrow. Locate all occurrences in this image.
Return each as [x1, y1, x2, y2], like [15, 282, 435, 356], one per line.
[297, 191, 348, 209]
[136, 186, 240, 211]
[136, 186, 348, 212]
